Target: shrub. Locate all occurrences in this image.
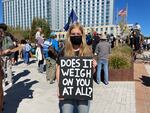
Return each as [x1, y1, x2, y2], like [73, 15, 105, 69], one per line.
[109, 55, 131, 69]
[109, 45, 132, 69]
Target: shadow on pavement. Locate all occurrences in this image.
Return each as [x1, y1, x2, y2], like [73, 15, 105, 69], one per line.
[29, 59, 37, 65]
[15, 59, 37, 65]
[13, 70, 30, 84]
[15, 61, 24, 65]
[3, 79, 39, 113]
[140, 75, 150, 87]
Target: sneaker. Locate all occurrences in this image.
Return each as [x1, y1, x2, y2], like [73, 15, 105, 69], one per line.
[46, 78, 50, 81]
[2, 81, 5, 88]
[50, 80, 55, 84]
[104, 82, 109, 85]
[8, 83, 13, 87]
[3, 92, 7, 96]
[96, 80, 100, 84]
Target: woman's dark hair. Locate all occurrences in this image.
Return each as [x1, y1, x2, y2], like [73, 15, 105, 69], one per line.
[21, 39, 27, 44]
[0, 23, 7, 31]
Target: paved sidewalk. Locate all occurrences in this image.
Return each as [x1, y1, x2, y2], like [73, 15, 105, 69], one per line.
[3, 59, 136, 113]
[134, 63, 150, 113]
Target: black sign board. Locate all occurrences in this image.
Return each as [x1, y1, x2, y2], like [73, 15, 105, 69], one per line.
[59, 57, 93, 100]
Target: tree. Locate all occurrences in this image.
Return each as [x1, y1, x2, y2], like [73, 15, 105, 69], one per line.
[30, 18, 51, 42]
[7, 26, 30, 41]
[118, 16, 130, 41]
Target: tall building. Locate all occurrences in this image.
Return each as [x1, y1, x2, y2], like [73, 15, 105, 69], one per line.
[64, 0, 114, 28]
[2, 0, 50, 29]
[50, 0, 64, 31]
[2, 0, 114, 31]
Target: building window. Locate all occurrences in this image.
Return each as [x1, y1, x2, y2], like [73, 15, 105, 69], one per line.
[96, 28, 98, 31]
[107, 1, 110, 4]
[106, 16, 109, 19]
[106, 20, 109, 23]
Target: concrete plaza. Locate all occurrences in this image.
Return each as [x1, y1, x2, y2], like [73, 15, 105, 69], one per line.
[2, 58, 150, 113]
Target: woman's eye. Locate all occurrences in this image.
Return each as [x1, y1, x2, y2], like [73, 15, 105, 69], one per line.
[71, 33, 82, 36]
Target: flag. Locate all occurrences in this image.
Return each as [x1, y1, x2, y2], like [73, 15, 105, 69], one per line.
[64, 9, 78, 31]
[64, 17, 71, 31]
[118, 8, 127, 16]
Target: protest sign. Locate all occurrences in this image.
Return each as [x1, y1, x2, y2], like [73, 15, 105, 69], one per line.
[59, 57, 93, 100]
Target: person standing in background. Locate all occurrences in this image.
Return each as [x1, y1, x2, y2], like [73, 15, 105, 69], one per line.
[36, 33, 45, 73]
[35, 27, 42, 40]
[22, 40, 31, 65]
[94, 34, 111, 85]
[0, 23, 13, 112]
[43, 32, 59, 84]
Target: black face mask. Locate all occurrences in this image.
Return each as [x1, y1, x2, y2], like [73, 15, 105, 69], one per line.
[70, 36, 82, 45]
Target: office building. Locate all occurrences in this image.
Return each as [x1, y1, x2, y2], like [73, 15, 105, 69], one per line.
[2, 0, 114, 31]
[2, 0, 50, 29]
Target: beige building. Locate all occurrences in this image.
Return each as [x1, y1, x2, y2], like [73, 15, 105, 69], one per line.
[56, 24, 133, 40]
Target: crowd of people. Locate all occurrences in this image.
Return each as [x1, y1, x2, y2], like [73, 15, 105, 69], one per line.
[0, 22, 148, 113]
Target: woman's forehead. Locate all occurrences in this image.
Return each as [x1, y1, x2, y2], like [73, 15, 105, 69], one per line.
[71, 28, 82, 33]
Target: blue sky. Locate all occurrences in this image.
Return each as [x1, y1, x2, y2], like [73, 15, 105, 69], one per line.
[115, 0, 150, 36]
[0, 0, 150, 36]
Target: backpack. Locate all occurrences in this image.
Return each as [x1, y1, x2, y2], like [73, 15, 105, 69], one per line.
[48, 45, 58, 60]
[43, 39, 52, 52]
[2, 35, 14, 50]
[25, 44, 32, 52]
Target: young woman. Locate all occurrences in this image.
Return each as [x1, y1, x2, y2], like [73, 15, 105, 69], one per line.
[56, 23, 97, 113]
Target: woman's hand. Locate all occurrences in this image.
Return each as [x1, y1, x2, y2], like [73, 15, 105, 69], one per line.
[3, 49, 11, 55]
[93, 59, 97, 73]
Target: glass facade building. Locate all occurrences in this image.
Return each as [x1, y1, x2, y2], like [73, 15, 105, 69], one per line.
[2, 0, 50, 29]
[64, 0, 114, 28]
[2, 0, 114, 31]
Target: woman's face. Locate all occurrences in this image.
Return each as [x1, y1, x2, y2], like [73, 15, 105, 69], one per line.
[70, 27, 83, 46]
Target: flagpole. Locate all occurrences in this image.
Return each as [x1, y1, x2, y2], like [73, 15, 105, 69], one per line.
[126, 3, 128, 24]
[116, 7, 119, 46]
[116, 8, 119, 35]
[116, 8, 118, 25]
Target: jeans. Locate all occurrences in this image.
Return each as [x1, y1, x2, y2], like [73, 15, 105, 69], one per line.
[59, 100, 90, 113]
[43, 50, 49, 59]
[23, 51, 30, 64]
[97, 59, 109, 84]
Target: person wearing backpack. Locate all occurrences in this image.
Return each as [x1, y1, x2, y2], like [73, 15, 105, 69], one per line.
[0, 23, 16, 87]
[0, 23, 14, 112]
[43, 32, 59, 84]
[21, 40, 31, 65]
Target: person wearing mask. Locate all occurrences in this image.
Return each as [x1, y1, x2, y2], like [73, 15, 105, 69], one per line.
[94, 34, 111, 85]
[56, 23, 97, 113]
